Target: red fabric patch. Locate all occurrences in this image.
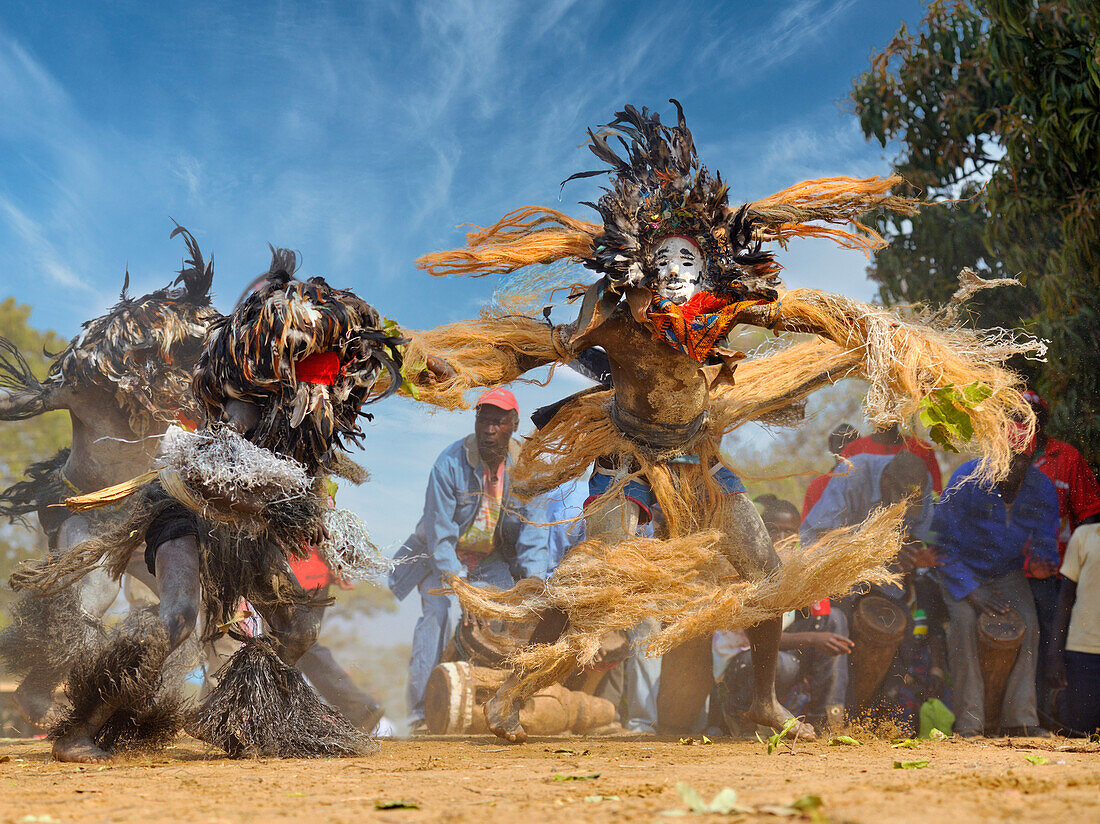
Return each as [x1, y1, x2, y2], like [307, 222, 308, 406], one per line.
[296, 351, 341, 385]
[289, 547, 335, 590]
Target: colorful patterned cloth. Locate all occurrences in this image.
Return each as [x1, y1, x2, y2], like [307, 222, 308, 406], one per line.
[647, 292, 767, 362]
[455, 462, 504, 569]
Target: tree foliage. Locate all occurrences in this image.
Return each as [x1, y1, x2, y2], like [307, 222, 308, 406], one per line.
[851, 0, 1100, 467]
[0, 298, 70, 611]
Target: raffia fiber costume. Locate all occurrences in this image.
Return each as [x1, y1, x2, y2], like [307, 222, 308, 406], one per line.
[402, 101, 1044, 712]
[0, 226, 218, 726]
[13, 254, 403, 758]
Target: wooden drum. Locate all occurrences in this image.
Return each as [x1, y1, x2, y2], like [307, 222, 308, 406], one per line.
[850, 595, 908, 708]
[424, 662, 618, 735]
[977, 607, 1024, 730]
[424, 662, 507, 734]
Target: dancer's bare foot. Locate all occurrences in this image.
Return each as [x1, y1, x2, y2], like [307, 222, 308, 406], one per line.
[52, 732, 113, 763]
[12, 683, 55, 729]
[484, 688, 527, 743]
[748, 698, 817, 742]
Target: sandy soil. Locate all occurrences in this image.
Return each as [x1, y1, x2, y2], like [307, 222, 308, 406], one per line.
[1, 734, 1097, 824]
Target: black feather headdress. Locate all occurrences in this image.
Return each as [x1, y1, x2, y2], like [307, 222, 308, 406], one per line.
[48, 224, 219, 434]
[567, 100, 780, 300]
[192, 249, 405, 473]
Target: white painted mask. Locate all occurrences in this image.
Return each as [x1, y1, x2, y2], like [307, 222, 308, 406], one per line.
[653, 236, 704, 305]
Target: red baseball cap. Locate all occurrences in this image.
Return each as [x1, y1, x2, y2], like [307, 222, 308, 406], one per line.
[475, 387, 518, 412]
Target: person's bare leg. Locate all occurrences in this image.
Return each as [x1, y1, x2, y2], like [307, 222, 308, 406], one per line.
[52, 536, 199, 763]
[714, 492, 815, 740]
[486, 493, 641, 743]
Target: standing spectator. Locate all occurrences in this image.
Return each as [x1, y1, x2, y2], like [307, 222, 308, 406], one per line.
[1046, 523, 1100, 736]
[801, 423, 860, 520]
[931, 452, 1059, 737]
[388, 388, 550, 734]
[801, 451, 935, 563]
[840, 423, 943, 495]
[1020, 390, 1100, 721]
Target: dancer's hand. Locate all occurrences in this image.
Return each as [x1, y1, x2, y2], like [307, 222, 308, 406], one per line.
[425, 355, 456, 382]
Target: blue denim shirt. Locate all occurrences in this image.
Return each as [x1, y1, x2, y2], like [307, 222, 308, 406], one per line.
[931, 458, 1059, 600]
[388, 434, 549, 600]
[800, 452, 935, 548]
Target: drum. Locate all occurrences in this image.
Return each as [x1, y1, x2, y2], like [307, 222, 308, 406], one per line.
[977, 607, 1024, 730]
[423, 661, 617, 735]
[424, 662, 508, 734]
[850, 595, 908, 708]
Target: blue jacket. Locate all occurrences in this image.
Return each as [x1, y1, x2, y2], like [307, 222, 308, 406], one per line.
[388, 434, 549, 600]
[931, 458, 1059, 600]
[801, 453, 935, 548]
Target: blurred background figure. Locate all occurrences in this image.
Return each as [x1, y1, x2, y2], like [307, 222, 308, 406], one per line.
[1019, 390, 1100, 724]
[802, 423, 861, 520]
[1047, 522, 1100, 737]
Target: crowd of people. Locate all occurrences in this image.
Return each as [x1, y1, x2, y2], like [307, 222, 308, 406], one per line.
[390, 391, 1099, 740]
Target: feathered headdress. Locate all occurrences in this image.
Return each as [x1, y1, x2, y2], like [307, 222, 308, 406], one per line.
[49, 223, 219, 434]
[418, 100, 918, 300]
[192, 249, 405, 473]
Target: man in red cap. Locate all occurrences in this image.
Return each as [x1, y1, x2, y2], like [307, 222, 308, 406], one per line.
[388, 388, 550, 734]
[1019, 390, 1100, 723]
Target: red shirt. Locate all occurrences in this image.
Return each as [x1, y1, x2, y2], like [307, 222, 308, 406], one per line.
[840, 435, 943, 494]
[1032, 438, 1100, 559]
[289, 548, 336, 590]
[802, 471, 834, 521]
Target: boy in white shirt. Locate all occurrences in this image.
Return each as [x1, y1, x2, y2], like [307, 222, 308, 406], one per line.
[1048, 523, 1100, 735]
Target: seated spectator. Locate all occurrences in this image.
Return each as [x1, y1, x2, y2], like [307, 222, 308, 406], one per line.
[1020, 390, 1100, 722]
[1047, 522, 1100, 736]
[840, 422, 943, 495]
[802, 423, 861, 519]
[714, 498, 851, 734]
[931, 451, 1059, 737]
[388, 389, 549, 734]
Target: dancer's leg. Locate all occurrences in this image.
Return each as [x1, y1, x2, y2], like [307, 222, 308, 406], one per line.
[51, 535, 200, 762]
[711, 492, 815, 739]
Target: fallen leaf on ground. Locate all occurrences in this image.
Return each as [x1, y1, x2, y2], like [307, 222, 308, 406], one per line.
[890, 739, 920, 749]
[1026, 755, 1050, 765]
[757, 717, 801, 754]
[829, 735, 862, 746]
[894, 760, 930, 769]
[927, 729, 948, 741]
[663, 783, 825, 819]
[552, 773, 601, 781]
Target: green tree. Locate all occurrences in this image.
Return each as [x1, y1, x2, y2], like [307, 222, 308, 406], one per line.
[0, 298, 69, 612]
[851, 0, 1100, 466]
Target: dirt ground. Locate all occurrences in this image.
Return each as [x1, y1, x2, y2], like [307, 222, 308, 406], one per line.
[1, 734, 1098, 824]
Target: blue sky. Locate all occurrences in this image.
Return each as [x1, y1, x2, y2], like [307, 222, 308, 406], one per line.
[1, 0, 925, 637]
